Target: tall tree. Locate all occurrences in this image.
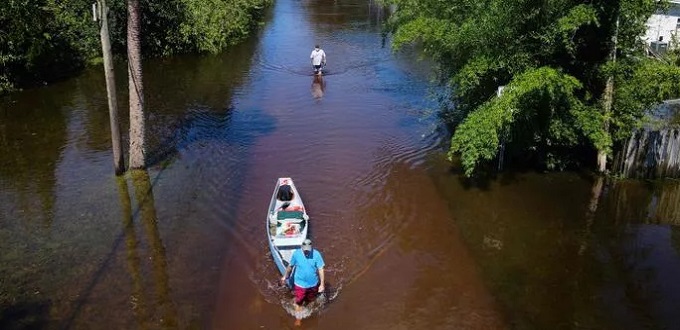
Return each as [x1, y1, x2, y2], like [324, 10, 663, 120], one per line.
[97, 0, 125, 175]
[598, 13, 617, 173]
[128, 0, 146, 169]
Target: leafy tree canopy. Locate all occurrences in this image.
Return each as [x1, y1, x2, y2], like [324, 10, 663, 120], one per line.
[386, 0, 680, 175]
[0, 0, 271, 93]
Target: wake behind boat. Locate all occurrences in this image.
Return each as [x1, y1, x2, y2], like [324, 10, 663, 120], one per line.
[267, 177, 309, 287]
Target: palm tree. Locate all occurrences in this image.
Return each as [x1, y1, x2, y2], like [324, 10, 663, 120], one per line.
[128, 0, 146, 169]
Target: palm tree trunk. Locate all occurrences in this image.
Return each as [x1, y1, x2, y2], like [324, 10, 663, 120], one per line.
[98, 0, 125, 175]
[128, 0, 146, 169]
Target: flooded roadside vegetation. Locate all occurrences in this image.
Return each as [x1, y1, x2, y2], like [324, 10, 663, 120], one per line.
[2, 0, 680, 329]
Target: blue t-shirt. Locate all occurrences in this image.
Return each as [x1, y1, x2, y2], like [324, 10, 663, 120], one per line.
[290, 249, 325, 288]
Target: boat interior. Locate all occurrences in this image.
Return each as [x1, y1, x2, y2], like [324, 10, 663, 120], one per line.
[273, 210, 306, 237]
[269, 184, 307, 238]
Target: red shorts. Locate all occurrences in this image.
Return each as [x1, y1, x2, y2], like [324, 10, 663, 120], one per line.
[294, 284, 319, 305]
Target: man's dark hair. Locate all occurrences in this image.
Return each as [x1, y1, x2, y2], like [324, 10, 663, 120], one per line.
[315, 44, 320, 49]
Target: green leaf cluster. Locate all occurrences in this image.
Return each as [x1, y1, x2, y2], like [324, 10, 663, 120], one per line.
[1, 0, 99, 92]
[612, 58, 680, 140]
[386, 0, 680, 175]
[449, 67, 586, 176]
[1, 0, 271, 93]
[106, 0, 271, 56]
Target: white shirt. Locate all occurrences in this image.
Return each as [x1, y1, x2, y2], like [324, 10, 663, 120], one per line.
[310, 48, 326, 66]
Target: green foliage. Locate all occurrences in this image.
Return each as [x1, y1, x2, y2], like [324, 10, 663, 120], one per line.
[180, 0, 270, 54]
[554, 5, 599, 56]
[107, 0, 271, 56]
[0, 0, 99, 92]
[612, 57, 680, 140]
[449, 67, 583, 176]
[387, 0, 680, 175]
[1, 0, 271, 93]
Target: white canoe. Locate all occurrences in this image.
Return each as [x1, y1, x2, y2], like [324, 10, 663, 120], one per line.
[267, 178, 309, 285]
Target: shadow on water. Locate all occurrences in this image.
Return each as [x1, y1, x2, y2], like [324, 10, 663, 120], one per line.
[449, 158, 601, 192]
[144, 108, 234, 169]
[431, 157, 680, 329]
[116, 176, 150, 328]
[450, 166, 526, 192]
[128, 170, 178, 328]
[141, 37, 269, 170]
[73, 68, 123, 153]
[58, 170, 178, 329]
[53, 34, 266, 171]
[592, 180, 680, 328]
[0, 82, 72, 228]
[432, 169, 608, 328]
[603, 179, 680, 225]
[0, 300, 50, 330]
[144, 36, 261, 113]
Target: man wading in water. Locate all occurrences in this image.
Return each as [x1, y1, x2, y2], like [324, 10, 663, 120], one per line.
[310, 45, 327, 75]
[281, 238, 325, 325]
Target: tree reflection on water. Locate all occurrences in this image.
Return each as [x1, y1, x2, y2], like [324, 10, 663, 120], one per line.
[436, 170, 680, 329]
[117, 170, 178, 329]
[593, 179, 680, 329]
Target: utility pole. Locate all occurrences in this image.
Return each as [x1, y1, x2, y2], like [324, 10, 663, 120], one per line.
[497, 85, 506, 171]
[95, 0, 125, 175]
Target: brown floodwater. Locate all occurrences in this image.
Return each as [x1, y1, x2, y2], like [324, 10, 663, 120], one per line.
[2, 0, 680, 329]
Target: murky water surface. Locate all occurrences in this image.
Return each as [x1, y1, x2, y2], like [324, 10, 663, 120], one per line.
[2, 0, 680, 329]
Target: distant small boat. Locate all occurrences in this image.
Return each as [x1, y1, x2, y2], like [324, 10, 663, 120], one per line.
[267, 178, 309, 287]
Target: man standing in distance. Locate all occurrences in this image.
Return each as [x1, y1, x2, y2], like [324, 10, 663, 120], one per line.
[281, 238, 325, 324]
[310, 45, 327, 75]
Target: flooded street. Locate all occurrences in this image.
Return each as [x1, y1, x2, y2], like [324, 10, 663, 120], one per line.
[2, 0, 680, 329]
